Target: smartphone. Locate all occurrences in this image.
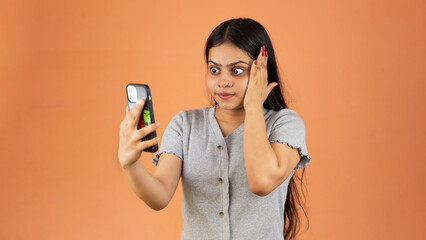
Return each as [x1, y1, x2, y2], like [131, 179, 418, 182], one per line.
[126, 83, 158, 152]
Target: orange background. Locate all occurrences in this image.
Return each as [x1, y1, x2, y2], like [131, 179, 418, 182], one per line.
[1, 0, 425, 239]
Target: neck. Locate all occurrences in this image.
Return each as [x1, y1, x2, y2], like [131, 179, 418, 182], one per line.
[215, 105, 246, 124]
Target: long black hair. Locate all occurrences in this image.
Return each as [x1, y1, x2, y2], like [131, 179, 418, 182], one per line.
[204, 18, 309, 239]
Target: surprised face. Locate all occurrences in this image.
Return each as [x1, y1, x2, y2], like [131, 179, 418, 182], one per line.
[206, 42, 254, 111]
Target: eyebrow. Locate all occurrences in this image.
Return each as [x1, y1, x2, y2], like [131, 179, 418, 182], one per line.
[208, 60, 250, 67]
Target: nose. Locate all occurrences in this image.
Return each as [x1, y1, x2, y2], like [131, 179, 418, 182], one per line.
[217, 78, 232, 87]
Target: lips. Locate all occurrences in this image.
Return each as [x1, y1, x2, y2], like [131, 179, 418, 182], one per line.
[217, 92, 234, 100]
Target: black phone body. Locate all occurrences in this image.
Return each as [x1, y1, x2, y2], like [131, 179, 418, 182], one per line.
[126, 83, 158, 152]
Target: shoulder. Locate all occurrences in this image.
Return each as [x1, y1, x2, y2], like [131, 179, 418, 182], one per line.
[179, 107, 209, 118]
[265, 108, 305, 126]
[174, 107, 210, 121]
[264, 108, 307, 138]
[169, 107, 210, 127]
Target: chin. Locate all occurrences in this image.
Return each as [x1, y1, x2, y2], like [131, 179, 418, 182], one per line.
[216, 100, 243, 110]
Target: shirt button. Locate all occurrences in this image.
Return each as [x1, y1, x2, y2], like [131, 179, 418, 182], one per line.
[217, 178, 223, 183]
[219, 212, 224, 218]
[217, 145, 223, 151]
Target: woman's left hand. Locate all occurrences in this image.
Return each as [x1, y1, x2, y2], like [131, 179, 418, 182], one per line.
[243, 46, 278, 112]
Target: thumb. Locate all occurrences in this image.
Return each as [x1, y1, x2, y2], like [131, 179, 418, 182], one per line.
[267, 82, 278, 95]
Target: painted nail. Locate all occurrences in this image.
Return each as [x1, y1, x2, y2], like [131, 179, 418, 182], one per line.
[262, 46, 265, 51]
[262, 51, 264, 56]
[266, 51, 268, 57]
[254, 60, 257, 65]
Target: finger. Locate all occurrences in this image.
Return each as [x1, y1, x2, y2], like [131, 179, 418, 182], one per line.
[257, 46, 263, 61]
[263, 49, 268, 68]
[250, 60, 258, 82]
[259, 47, 268, 83]
[260, 45, 266, 64]
[252, 58, 258, 69]
[251, 46, 262, 69]
[261, 62, 268, 81]
[261, 46, 269, 68]
[135, 122, 160, 139]
[137, 136, 161, 151]
[121, 106, 130, 129]
[129, 99, 145, 128]
[131, 99, 145, 114]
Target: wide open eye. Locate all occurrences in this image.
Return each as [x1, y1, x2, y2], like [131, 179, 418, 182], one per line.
[210, 67, 220, 74]
[232, 68, 243, 75]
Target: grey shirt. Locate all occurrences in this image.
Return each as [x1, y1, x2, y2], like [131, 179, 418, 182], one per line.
[152, 105, 311, 240]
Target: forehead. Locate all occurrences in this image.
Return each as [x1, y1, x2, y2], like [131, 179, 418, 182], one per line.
[208, 42, 252, 63]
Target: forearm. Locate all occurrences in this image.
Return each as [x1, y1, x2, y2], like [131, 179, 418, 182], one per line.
[243, 109, 283, 193]
[122, 161, 169, 211]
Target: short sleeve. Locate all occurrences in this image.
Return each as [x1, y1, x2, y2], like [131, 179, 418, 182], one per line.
[269, 109, 311, 170]
[152, 111, 184, 166]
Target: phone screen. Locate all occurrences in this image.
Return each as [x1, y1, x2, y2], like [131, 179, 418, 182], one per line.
[138, 106, 151, 129]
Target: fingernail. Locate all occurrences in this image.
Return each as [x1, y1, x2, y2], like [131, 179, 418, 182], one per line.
[138, 99, 143, 104]
[266, 51, 268, 57]
[262, 51, 264, 56]
[262, 46, 265, 51]
[254, 60, 257, 65]
[156, 122, 161, 127]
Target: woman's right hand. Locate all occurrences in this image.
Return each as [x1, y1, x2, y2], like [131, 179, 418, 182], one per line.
[118, 99, 160, 169]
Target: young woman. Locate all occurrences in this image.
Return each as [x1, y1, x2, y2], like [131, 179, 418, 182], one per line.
[118, 18, 311, 240]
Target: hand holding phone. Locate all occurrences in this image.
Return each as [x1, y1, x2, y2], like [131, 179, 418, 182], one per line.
[126, 84, 158, 152]
[118, 84, 160, 169]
